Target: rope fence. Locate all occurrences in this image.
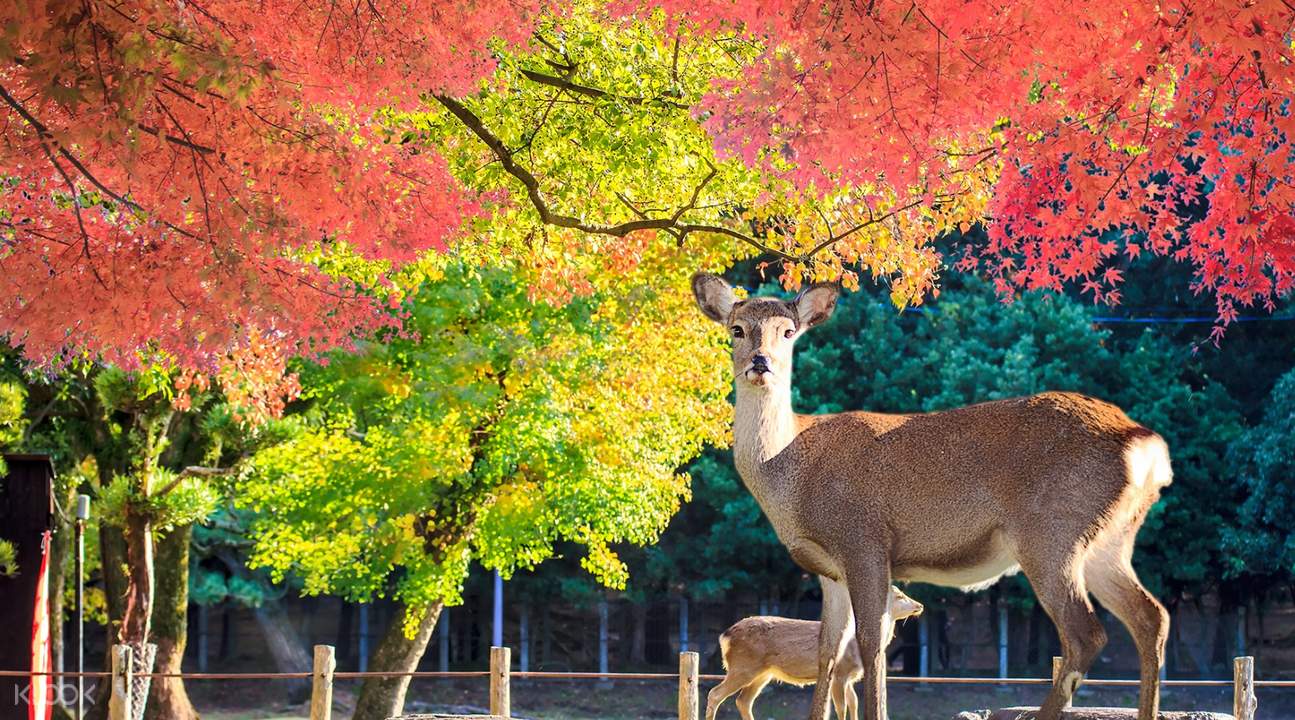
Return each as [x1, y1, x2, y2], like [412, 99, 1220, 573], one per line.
[3, 669, 1290, 685]
[3, 645, 1266, 720]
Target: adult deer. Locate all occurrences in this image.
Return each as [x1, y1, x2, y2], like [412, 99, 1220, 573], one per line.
[690, 274, 1172, 720]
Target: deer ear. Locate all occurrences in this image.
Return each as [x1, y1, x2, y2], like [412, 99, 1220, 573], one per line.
[794, 282, 839, 329]
[691, 273, 736, 323]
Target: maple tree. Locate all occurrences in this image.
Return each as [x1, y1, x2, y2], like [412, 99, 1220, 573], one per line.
[647, 0, 1295, 332]
[0, 0, 537, 369]
[7, 1, 1289, 375]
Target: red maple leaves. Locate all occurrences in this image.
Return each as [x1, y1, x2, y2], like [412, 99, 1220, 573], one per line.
[0, 0, 539, 369]
[3, 1, 1292, 370]
[653, 0, 1295, 321]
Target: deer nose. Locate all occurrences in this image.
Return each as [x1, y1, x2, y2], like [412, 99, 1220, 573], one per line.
[751, 355, 771, 373]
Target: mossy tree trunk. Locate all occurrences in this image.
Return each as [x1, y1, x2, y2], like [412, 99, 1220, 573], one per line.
[146, 524, 198, 720]
[352, 603, 442, 720]
[85, 523, 129, 720]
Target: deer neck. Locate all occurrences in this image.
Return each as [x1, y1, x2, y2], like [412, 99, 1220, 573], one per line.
[732, 381, 799, 487]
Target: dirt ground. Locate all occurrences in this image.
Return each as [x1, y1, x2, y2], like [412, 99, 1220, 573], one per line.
[192, 677, 1295, 720]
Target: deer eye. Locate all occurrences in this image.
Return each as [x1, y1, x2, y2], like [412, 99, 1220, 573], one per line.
[784, 328, 795, 339]
[731, 326, 744, 338]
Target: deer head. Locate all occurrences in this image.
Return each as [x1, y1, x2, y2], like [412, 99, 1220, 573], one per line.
[887, 586, 923, 622]
[691, 273, 839, 389]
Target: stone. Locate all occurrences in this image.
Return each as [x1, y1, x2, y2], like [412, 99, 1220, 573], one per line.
[986, 709, 1234, 720]
[388, 715, 507, 720]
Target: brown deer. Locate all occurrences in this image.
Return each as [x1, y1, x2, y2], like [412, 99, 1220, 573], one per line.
[707, 586, 923, 720]
[690, 274, 1172, 720]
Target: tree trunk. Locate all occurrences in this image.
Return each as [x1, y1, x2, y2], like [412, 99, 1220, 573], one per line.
[146, 524, 199, 720]
[337, 602, 354, 669]
[252, 598, 312, 702]
[1256, 601, 1266, 667]
[102, 523, 130, 642]
[1186, 601, 1217, 676]
[219, 608, 232, 662]
[630, 602, 647, 666]
[645, 600, 670, 665]
[352, 603, 442, 720]
[1211, 605, 1235, 671]
[541, 604, 551, 666]
[121, 505, 154, 645]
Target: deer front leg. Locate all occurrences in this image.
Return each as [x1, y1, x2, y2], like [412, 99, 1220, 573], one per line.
[845, 559, 892, 720]
[811, 576, 854, 720]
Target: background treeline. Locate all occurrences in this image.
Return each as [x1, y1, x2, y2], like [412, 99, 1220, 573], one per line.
[4, 251, 1295, 720]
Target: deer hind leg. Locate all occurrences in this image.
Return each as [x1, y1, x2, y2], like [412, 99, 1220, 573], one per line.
[812, 577, 855, 720]
[844, 560, 892, 720]
[1086, 528, 1168, 720]
[1022, 550, 1107, 720]
[706, 673, 754, 720]
[734, 676, 770, 720]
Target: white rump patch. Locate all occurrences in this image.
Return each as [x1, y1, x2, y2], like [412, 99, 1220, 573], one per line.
[1125, 434, 1173, 490]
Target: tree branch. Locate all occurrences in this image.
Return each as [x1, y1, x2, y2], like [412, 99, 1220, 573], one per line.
[433, 92, 928, 265]
[519, 68, 690, 110]
[434, 93, 801, 259]
[154, 465, 233, 498]
[0, 82, 205, 242]
[136, 123, 217, 154]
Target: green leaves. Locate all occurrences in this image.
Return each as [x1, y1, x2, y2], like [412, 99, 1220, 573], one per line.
[1224, 369, 1295, 583]
[0, 378, 25, 447]
[0, 539, 16, 578]
[96, 468, 218, 533]
[238, 258, 728, 621]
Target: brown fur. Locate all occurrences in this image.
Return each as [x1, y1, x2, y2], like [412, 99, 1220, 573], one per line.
[708, 588, 922, 720]
[691, 274, 1172, 720]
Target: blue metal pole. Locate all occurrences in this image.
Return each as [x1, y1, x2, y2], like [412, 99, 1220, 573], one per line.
[493, 571, 504, 648]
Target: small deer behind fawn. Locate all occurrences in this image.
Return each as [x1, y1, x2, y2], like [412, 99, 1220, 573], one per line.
[707, 586, 924, 720]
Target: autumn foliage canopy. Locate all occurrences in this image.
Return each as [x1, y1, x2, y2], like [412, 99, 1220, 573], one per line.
[2, 0, 1293, 368]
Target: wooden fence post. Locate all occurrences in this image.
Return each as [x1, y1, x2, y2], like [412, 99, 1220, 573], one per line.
[1233, 656, 1256, 720]
[310, 645, 335, 720]
[108, 645, 131, 720]
[678, 651, 699, 720]
[490, 646, 511, 718]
